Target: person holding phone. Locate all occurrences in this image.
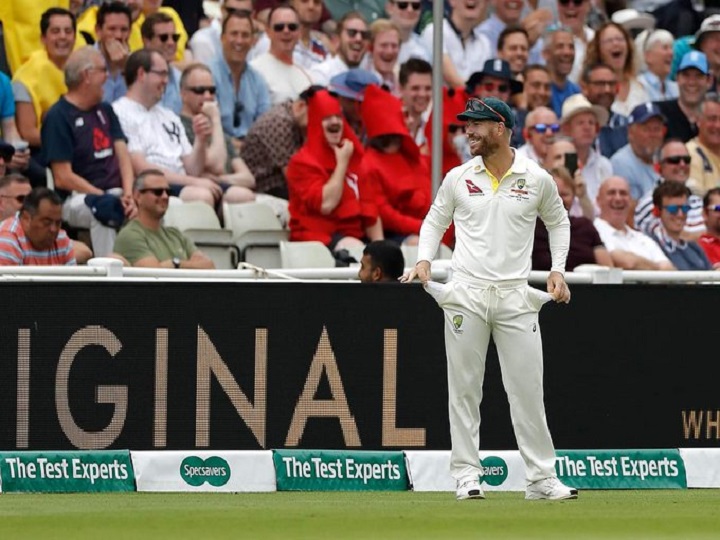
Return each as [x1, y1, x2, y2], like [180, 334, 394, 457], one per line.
[560, 94, 612, 207]
[403, 97, 577, 502]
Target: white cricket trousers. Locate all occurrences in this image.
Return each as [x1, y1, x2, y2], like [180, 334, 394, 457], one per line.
[426, 277, 558, 484]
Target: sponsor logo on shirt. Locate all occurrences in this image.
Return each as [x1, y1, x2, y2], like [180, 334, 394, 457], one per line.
[465, 179, 484, 196]
[452, 314, 464, 334]
[510, 178, 530, 200]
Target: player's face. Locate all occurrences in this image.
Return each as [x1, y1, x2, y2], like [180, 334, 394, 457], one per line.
[466, 119, 502, 157]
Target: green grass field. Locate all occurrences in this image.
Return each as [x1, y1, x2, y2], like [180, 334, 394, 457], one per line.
[1, 490, 719, 539]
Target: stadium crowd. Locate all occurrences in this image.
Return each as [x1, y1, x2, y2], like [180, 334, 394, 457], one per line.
[0, 0, 719, 271]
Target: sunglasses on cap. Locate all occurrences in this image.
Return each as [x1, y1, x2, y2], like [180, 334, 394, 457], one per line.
[187, 86, 217, 95]
[345, 28, 371, 40]
[272, 22, 299, 32]
[0, 194, 25, 203]
[233, 101, 245, 128]
[663, 204, 691, 215]
[156, 33, 180, 43]
[464, 98, 507, 123]
[662, 155, 691, 165]
[139, 188, 172, 197]
[392, 0, 421, 10]
[530, 123, 560, 134]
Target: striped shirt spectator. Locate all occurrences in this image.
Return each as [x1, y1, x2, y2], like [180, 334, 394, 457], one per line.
[0, 187, 75, 266]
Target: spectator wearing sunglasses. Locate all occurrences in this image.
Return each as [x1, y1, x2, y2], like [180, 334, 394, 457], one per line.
[559, 94, 611, 207]
[141, 12, 183, 114]
[310, 12, 370, 86]
[179, 64, 257, 204]
[699, 188, 720, 267]
[140, 0, 191, 66]
[113, 169, 215, 269]
[0, 173, 31, 221]
[635, 140, 704, 241]
[251, 5, 313, 105]
[686, 94, 720, 197]
[655, 52, 710, 144]
[210, 11, 271, 144]
[516, 106, 559, 164]
[42, 46, 138, 258]
[419, 0, 492, 87]
[113, 49, 227, 208]
[646, 181, 712, 271]
[386, 0, 430, 65]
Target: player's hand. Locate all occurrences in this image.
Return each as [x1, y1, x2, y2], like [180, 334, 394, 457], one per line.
[401, 260, 431, 284]
[547, 271, 570, 304]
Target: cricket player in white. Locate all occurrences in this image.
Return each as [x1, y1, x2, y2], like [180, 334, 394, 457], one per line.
[403, 97, 578, 501]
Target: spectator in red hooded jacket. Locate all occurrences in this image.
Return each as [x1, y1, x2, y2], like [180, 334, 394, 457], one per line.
[424, 86, 469, 176]
[286, 88, 382, 255]
[360, 84, 431, 246]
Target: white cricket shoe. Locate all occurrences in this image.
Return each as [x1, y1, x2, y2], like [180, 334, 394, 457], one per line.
[456, 477, 485, 500]
[525, 477, 578, 500]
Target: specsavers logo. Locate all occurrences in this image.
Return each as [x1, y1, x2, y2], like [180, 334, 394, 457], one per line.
[180, 456, 231, 487]
[479, 456, 508, 486]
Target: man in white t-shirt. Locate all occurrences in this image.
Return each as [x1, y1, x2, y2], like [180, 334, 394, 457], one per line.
[250, 5, 313, 105]
[593, 175, 674, 270]
[113, 49, 225, 206]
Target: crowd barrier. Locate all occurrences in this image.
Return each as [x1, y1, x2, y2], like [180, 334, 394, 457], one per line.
[1, 448, 719, 493]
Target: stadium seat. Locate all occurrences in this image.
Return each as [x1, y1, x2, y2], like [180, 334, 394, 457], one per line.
[279, 240, 336, 269]
[163, 202, 238, 269]
[223, 202, 289, 268]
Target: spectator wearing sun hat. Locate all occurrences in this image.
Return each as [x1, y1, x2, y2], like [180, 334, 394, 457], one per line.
[655, 51, 711, 143]
[560, 93, 611, 206]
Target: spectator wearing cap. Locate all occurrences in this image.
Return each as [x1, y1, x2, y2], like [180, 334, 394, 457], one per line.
[559, 93, 611, 206]
[420, 0, 492, 87]
[240, 86, 315, 201]
[329, 68, 381, 138]
[42, 46, 136, 258]
[645, 181, 712, 271]
[694, 15, 720, 93]
[286, 88, 382, 254]
[210, 10, 271, 143]
[385, 0, 430, 65]
[542, 26, 580, 117]
[610, 103, 665, 201]
[635, 139, 705, 241]
[0, 187, 76, 267]
[686, 94, 720, 196]
[250, 5, 313, 105]
[655, 51, 710, 144]
[516, 106, 559, 164]
[580, 63, 628, 159]
[699, 187, 720, 267]
[310, 12, 370, 86]
[637, 29, 678, 102]
[360, 84, 431, 245]
[398, 58, 432, 147]
[364, 19, 402, 95]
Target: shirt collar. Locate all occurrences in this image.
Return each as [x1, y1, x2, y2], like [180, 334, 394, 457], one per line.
[474, 149, 528, 175]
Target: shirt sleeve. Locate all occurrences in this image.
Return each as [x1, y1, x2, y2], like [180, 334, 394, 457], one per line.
[536, 168, 570, 274]
[417, 171, 455, 263]
[0, 72, 15, 119]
